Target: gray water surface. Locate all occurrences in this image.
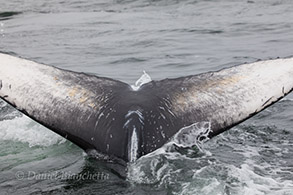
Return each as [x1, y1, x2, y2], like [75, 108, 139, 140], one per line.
[0, 0, 293, 194]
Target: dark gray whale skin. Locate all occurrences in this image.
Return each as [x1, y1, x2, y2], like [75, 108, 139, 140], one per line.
[1, 53, 293, 162]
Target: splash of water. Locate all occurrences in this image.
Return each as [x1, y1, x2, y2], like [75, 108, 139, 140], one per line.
[127, 121, 212, 184]
[127, 122, 293, 194]
[0, 100, 65, 147]
[130, 71, 152, 91]
[172, 122, 211, 147]
[0, 115, 66, 147]
[0, 101, 22, 121]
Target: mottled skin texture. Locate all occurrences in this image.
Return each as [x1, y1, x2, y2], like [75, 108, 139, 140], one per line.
[1, 53, 293, 162]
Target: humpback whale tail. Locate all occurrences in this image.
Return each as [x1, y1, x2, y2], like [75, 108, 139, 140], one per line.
[1, 53, 293, 162]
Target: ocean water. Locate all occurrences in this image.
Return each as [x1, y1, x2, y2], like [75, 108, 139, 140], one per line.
[1, 0, 293, 194]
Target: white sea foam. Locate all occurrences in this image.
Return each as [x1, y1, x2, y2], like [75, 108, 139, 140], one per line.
[228, 163, 293, 195]
[0, 115, 65, 147]
[280, 97, 293, 102]
[130, 71, 152, 91]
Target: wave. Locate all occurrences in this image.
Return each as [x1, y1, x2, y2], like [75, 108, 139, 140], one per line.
[0, 115, 65, 147]
[126, 123, 293, 194]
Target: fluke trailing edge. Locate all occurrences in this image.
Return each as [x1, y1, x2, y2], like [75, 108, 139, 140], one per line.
[0, 53, 293, 162]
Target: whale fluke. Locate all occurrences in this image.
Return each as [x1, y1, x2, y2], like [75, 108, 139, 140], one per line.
[1, 53, 293, 162]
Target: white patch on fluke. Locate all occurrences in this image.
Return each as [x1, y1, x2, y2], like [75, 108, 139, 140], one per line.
[131, 71, 152, 91]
